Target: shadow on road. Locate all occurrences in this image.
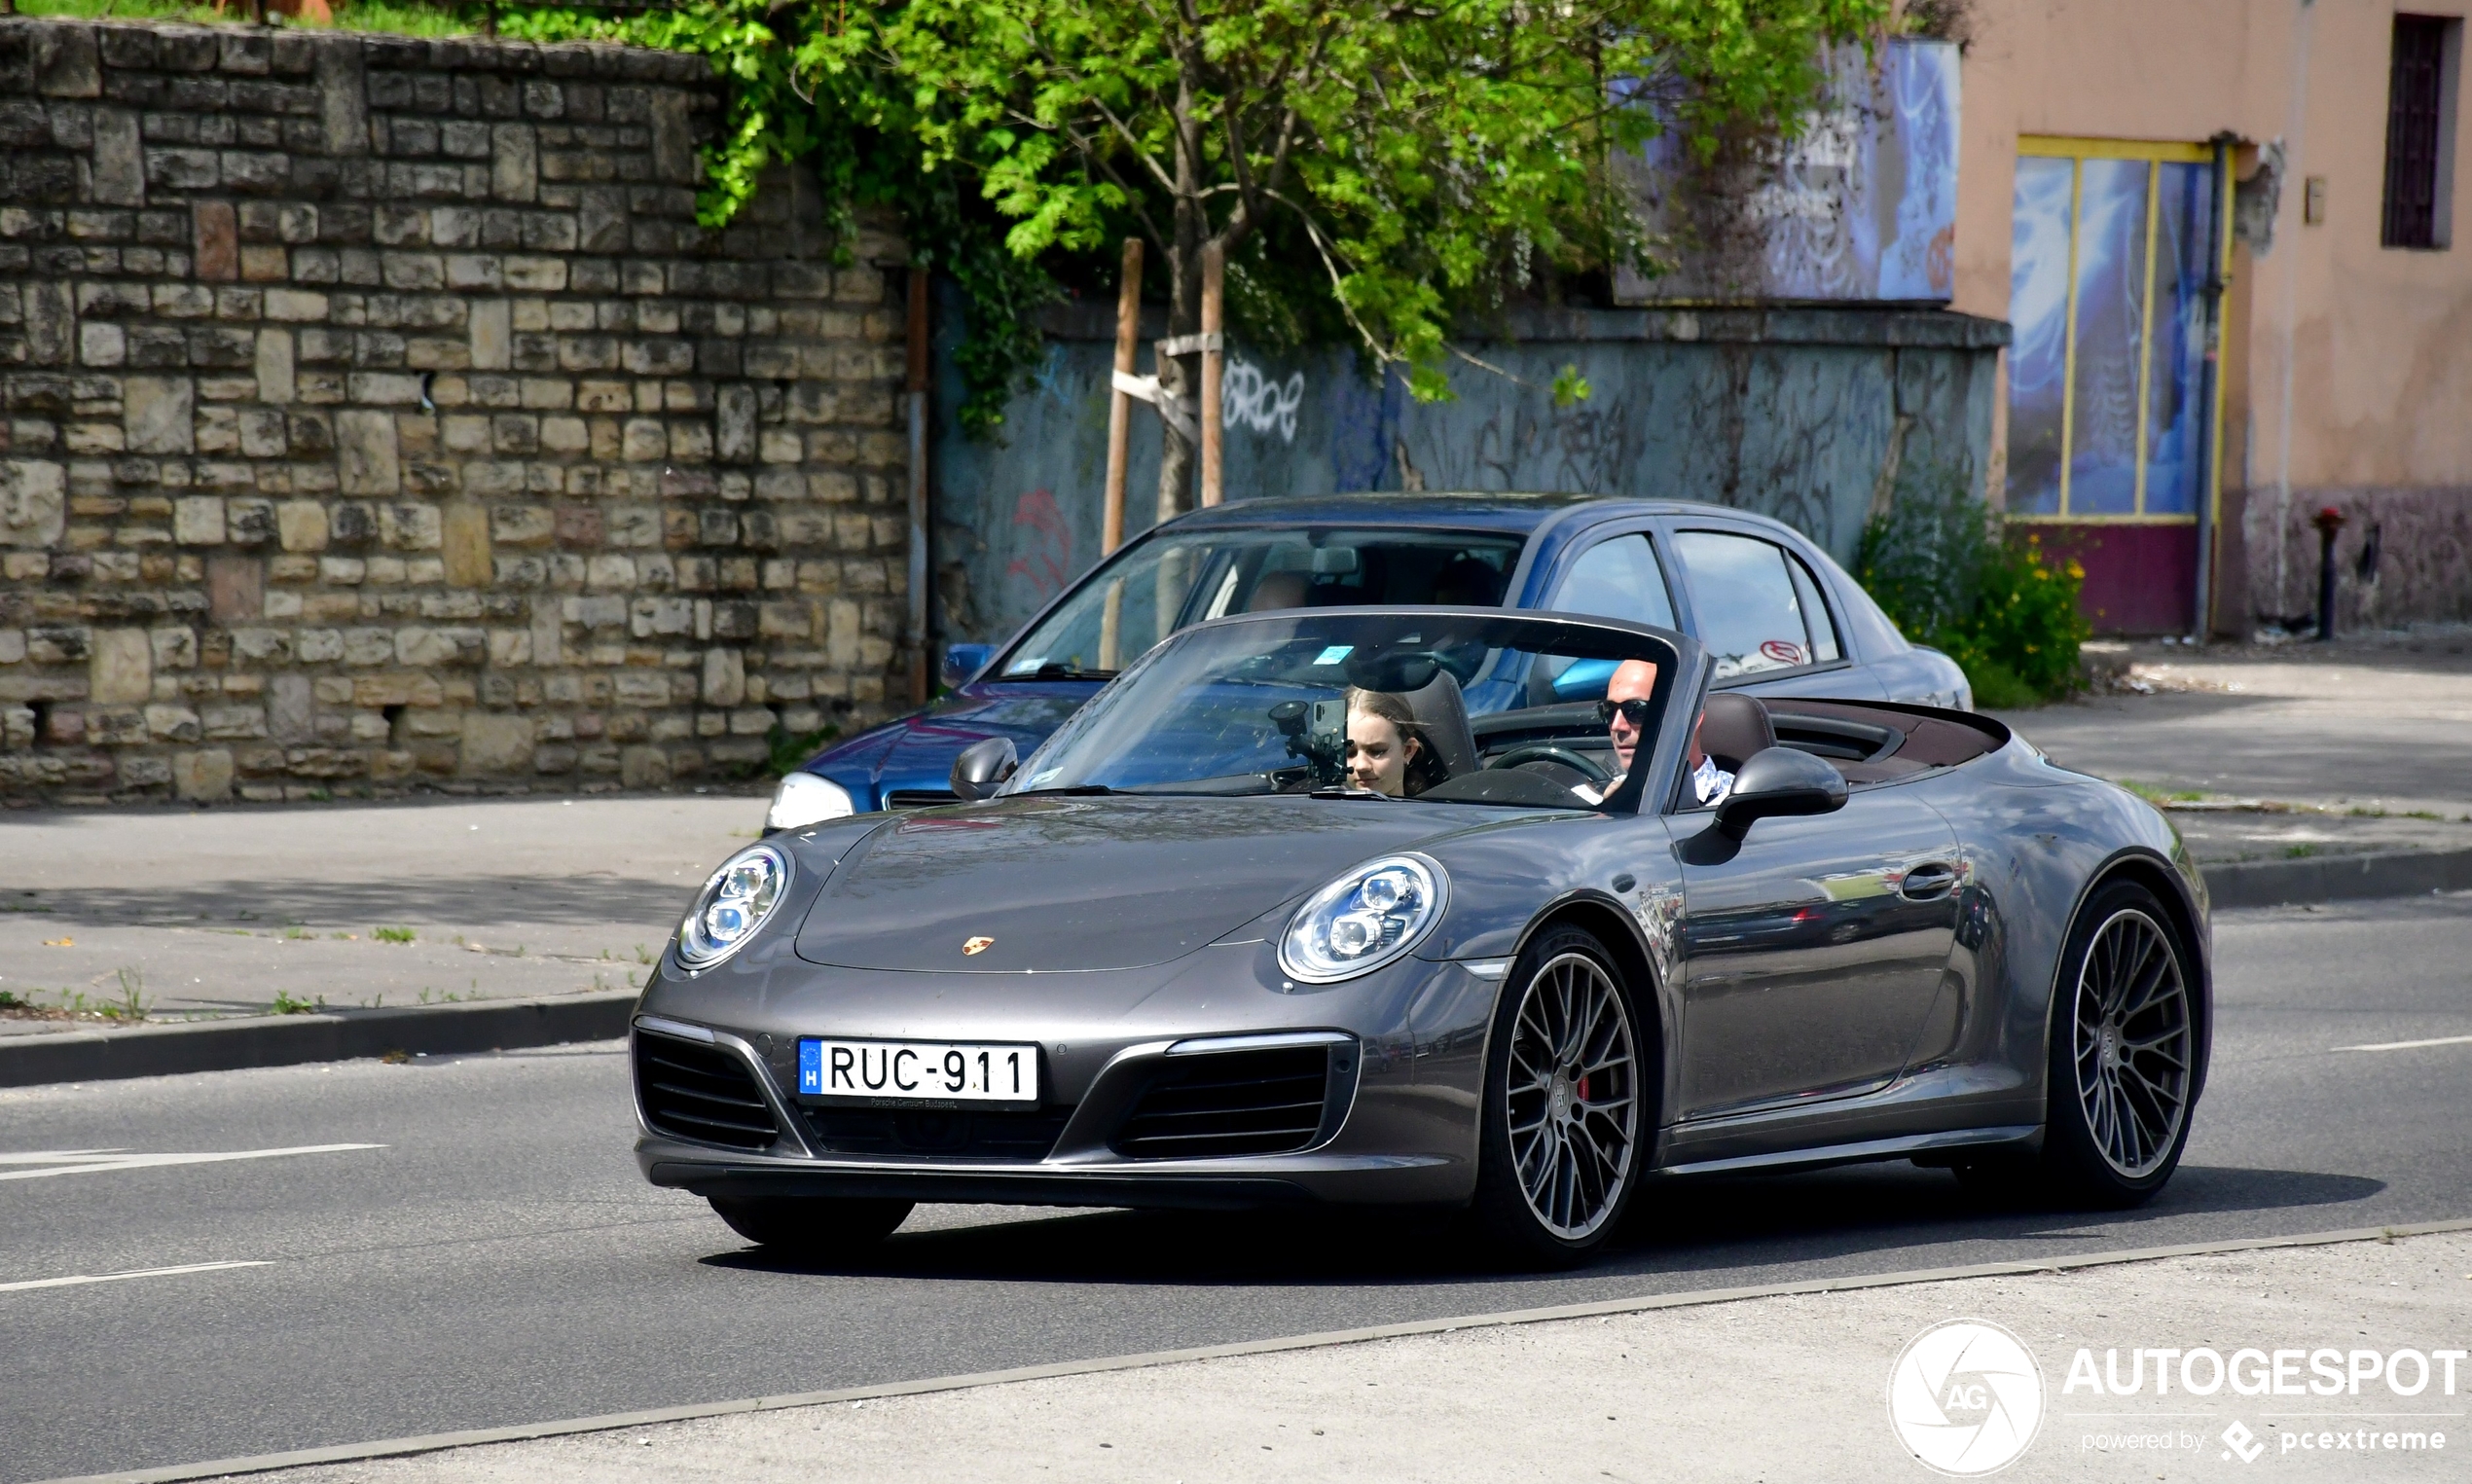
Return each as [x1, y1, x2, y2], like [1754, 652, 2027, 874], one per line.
[700, 1161, 2385, 1288]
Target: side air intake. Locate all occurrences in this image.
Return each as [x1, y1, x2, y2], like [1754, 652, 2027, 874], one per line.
[636, 1032, 781, 1151]
[1110, 1046, 1334, 1160]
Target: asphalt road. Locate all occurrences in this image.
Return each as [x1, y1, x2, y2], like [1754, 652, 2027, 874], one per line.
[3, 894, 2468, 1484]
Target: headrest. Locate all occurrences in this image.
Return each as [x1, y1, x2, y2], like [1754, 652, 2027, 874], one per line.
[1400, 669, 1479, 778]
[1698, 693, 1775, 774]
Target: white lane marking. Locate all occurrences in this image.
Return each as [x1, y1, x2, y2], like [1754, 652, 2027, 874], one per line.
[0, 1260, 272, 1294]
[0, 1150, 129, 1165]
[2335, 1033, 2472, 1053]
[0, 1144, 383, 1181]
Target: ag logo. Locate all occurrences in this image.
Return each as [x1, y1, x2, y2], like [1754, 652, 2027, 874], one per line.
[962, 936, 995, 957]
[1887, 1319, 2045, 1475]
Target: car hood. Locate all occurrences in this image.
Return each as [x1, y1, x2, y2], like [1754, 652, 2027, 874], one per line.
[793, 795, 1480, 973]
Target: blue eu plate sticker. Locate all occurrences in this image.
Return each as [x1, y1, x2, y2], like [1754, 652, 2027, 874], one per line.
[797, 1038, 821, 1095]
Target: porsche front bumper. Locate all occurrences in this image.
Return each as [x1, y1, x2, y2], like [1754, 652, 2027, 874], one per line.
[629, 947, 1506, 1211]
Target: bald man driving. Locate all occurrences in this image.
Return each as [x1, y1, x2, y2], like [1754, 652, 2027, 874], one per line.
[1602, 659, 1733, 807]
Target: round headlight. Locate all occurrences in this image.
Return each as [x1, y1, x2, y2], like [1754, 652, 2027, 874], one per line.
[767, 772, 854, 832]
[677, 844, 790, 968]
[1279, 854, 1447, 984]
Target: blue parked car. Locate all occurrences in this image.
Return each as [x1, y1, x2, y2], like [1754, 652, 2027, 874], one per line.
[764, 491, 1970, 829]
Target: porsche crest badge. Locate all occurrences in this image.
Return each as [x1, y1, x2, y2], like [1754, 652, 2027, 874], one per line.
[962, 935, 995, 957]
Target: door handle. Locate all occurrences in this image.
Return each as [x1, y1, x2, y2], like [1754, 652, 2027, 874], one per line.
[1901, 863, 1957, 900]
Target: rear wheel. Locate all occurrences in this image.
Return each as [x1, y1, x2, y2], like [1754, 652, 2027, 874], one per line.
[1470, 925, 1648, 1268]
[2029, 881, 2199, 1208]
[709, 1196, 913, 1258]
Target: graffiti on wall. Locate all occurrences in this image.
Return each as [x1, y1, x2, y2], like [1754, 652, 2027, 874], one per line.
[1003, 489, 1074, 603]
[932, 314, 2002, 646]
[1615, 38, 1960, 305]
[1223, 358, 1308, 441]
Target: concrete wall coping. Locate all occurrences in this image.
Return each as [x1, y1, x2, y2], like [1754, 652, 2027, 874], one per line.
[1037, 300, 2013, 349]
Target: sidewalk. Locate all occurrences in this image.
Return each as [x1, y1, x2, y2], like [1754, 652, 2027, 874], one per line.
[211, 1227, 2472, 1484]
[1991, 629, 2472, 871]
[1, 795, 760, 1034]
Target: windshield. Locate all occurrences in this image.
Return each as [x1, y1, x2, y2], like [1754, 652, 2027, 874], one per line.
[1010, 611, 1680, 812]
[999, 526, 1524, 680]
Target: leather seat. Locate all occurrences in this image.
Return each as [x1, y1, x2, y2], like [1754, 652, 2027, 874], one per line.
[1697, 693, 1775, 774]
[1401, 670, 1480, 779]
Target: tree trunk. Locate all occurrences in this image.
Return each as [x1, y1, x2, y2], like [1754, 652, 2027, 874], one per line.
[1154, 74, 1206, 527]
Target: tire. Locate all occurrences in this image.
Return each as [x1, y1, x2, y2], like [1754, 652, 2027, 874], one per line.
[709, 1196, 913, 1258]
[1469, 924, 1650, 1268]
[2033, 880, 2199, 1209]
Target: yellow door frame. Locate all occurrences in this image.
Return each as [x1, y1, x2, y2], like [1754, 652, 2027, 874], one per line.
[2012, 136, 2230, 531]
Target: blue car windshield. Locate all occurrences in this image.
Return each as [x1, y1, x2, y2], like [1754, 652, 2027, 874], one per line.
[998, 527, 1524, 680]
[1010, 611, 1681, 810]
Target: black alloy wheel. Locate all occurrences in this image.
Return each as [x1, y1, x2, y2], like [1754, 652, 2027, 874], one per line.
[709, 1196, 914, 1260]
[2031, 880, 2199, 1208]
[1471, 923, 1648, 1267]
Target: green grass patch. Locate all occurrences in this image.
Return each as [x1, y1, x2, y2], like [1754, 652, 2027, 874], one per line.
[14, 0, 487, 37]
[2282, 843, 2320, 859]
[373, 925, 417, 944]
[2116, 778, 2206, 807]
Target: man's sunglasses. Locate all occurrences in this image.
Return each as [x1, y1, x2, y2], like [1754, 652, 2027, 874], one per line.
[1596, 698, 1654, 726]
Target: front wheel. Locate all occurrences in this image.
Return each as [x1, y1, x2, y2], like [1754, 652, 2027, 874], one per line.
[2034, 881, 2199, 1208]
[1469, 925, 1649, 1267]
[709, 1195, 913, 1259]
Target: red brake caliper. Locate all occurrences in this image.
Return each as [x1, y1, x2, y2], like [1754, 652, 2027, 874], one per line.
[1576, 1073, 1590, 1103]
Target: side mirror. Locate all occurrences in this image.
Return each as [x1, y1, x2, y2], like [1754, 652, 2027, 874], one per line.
[939, 642, 995, 691]
[1714, 746, 1848, 840]
[949, 736, 1018, 801]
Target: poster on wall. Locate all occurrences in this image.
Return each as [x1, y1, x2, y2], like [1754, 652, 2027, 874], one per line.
[1613, 38, 1960, 306]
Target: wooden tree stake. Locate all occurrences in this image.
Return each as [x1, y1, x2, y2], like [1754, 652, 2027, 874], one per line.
[1101, 238, 1144, 556]
[1199, 241, 1225, 508]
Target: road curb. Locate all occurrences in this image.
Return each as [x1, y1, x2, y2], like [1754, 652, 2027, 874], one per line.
[2203, 845, 2472, 909]
[37, 1216, 2472, 1484]
[0, 990, 636, 1090]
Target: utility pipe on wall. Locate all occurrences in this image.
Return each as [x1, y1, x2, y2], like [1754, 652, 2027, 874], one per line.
[906, 266, 930, 706]
[2190, 131, 2235, 644]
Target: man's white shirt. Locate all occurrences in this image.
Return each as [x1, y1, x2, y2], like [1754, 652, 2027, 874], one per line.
[1693, 755, 1735, 806]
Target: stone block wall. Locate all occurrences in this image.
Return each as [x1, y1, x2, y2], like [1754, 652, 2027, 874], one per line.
[0, 18, 912, 804]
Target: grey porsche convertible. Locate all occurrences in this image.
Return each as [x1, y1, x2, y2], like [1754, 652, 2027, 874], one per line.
[632, 608, 2210, 1267]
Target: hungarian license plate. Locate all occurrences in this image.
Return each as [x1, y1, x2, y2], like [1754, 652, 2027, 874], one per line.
[797, 1038, 1039, 1105]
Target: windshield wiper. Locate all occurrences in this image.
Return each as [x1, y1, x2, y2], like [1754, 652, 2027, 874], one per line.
[1026, 663, 1117, 681]
[1307, 786, 1395, 801]
[1009, 783, 1115, 797]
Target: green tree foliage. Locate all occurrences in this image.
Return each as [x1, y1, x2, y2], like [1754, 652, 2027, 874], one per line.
[1856, 470, 2092, 707]
[817, 0, 1885, 505]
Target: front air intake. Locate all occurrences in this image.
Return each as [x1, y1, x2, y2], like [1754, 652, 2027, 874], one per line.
[635, 1032, 781, 1151]
[884, 789, 961, 810]
[803, 1105, 1072, 1161]
[1111, 1046, 1332, 1160]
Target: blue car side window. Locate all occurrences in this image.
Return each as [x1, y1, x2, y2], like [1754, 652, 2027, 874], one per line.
[1550, 533, 1677, 631]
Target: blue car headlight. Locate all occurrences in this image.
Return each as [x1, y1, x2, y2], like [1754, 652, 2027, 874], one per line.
[677, 844, 790, 969]
[1279, 853, 1448, 984]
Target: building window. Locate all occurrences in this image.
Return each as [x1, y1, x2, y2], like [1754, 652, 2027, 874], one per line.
[2382, 16, 2461, 250]
[2007, 140, 2225, 521]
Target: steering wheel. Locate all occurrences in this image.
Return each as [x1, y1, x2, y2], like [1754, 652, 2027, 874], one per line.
[1488, 743, 1615, 784]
